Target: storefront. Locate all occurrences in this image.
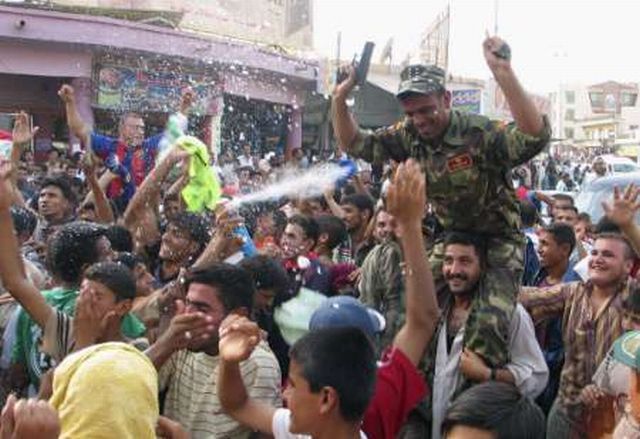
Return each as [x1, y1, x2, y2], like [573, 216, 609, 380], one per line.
[0, 4, 319, 160]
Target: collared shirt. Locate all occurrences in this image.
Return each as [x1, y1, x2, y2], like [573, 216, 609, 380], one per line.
[159, 342, 281, 439]
[520, 279, 635, 421]
[430, 304, 548, 439]
[348, 110, 551, 236]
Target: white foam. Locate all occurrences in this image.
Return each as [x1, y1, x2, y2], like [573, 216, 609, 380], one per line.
[228, 162, 350, 209]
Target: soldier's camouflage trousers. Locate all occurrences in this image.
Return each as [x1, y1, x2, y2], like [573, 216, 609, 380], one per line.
[429, 233, 524, 368]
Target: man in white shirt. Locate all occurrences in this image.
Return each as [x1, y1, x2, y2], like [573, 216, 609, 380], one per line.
[427, 232, 549, 439]
[583, 157, 608, 186]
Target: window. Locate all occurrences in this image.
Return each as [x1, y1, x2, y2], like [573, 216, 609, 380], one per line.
[565, 91, 575, 104]
[622, 92, 637, 107]
[564, 128, 575, 139]
[590, 92, 604, 107]
[565, 109, 575, 121]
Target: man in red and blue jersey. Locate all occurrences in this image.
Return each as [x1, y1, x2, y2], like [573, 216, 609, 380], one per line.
[58, 85, 194, 210]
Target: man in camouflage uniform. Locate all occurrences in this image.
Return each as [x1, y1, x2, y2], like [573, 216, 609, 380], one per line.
[359, 208, 405, 350]
[332, 36, 551, 373]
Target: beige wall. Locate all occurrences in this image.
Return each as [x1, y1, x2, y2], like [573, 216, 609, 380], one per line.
[54, 0, 313, 49]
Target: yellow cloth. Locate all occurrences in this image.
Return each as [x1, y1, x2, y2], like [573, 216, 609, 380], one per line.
[50, 342, 159, 439]
[176, 135, 221, 213]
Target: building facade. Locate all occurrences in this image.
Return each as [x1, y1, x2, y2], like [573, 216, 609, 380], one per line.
[0, 2, 319, 159]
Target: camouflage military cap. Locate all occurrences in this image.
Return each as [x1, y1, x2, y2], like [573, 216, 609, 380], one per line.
[396, 64, 446, 99]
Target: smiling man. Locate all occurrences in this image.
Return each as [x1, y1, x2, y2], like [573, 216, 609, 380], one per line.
[332, 35, 551, 394]
[520, 232, 638, 438]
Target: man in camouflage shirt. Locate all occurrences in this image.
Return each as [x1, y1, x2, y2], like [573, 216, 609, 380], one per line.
[332, 35, 551, 371]
[359, 208, 405, 350]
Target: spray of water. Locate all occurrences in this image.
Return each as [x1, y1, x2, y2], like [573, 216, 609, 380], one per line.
[228, 162, 350, 209]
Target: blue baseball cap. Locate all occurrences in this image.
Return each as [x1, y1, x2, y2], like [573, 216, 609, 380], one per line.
[308, 296, 386, 338]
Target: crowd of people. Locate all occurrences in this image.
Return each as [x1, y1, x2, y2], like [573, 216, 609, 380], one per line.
[0, 35, 638, 439]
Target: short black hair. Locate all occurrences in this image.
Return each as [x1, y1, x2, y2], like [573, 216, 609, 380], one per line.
[577, 212, 592, 224]
[341, 194, 374, 218]
[288, 214, 320, 246]
[40, 175, 76, 205]
[10, 206, 37, 238]
[442, 382, 545, 439]
[315, 214, 348, 250]
[47, 222, 108, 284]
[84, 262, 136, 301]
[105, 225, 134, 253]
[519, 200, 539, 228]
[541, 223, 576, 255]
[444, 232, 486, 263]
[113, 252, 145, 271]
[239, 255, 290, 301]
[170, 212, 211, 253]
[594, 216, 621, 234]
[551, 193, 574, 206]
[559, 206, 579, 215]
[185, 263, 254, 313]
[290, 327, 376, 423]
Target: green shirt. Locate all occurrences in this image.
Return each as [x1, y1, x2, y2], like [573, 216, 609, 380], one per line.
[349, 110, 552, 236]
[12, 287, 145, 388]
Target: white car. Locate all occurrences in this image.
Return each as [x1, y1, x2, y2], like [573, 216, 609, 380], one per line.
[595, 155, 640, 175]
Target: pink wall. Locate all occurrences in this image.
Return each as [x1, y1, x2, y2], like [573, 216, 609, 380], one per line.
[0, 41, 92, 78]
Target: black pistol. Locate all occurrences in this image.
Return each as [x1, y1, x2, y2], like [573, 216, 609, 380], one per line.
[336, 41, 375, 86]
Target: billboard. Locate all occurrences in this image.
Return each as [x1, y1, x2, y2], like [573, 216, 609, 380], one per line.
[452, 89, 481, 114]
[93, 59, 223, 115]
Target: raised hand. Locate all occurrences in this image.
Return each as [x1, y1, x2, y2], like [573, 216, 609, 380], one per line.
[218, 314, 261, 363]
[386, 159, 426, 227]
[11, 112, 38, 146]
[333, 64, 357, 100]
[602, 184, 640, 229]
[483, 33, 511, 73]
[79, 152, 98, 179]
[57, 84, 75, 104]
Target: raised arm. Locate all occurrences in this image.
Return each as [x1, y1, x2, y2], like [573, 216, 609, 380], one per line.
[602, 184, 640, 256]
[0, 163, 53, 329]
[323, 187, 346, 219]
[81, 153, 114, 224]
[58, 85, 91, 146]
[331, 66, 360, 152]
[123, 146, 189, 243]
[386, 159, 439, 365]
[483, 36, 544, 136]
[217, 314, 276, 435]
[10, 111, 38, 167]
